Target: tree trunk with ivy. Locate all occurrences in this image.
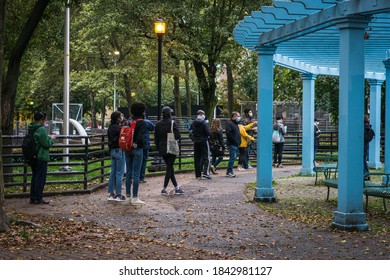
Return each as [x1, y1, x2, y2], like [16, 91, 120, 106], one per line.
[0, 0, 10, 232]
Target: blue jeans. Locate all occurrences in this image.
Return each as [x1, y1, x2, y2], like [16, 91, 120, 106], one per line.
[227, 145, 238, 174]
[125, 148, 143, 197]
[140, 148, 149, 181]
[30, 160, 48, 202]
[108, 148, 125, 195]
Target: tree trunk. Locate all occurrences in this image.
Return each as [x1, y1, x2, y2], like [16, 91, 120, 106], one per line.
[192, 59, 217, 120]
[226, 63, 234, 115]
[88, 91, 97, 128]
[0, 0, 10, 232]
[185, 60, 192, 117]
[173, 58, 181, 117]
[1, 0, 50, 135]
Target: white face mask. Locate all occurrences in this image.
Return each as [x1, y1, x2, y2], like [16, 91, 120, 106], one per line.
[277, 120, 282, 124]
[248, 113, 253, 118]
[198, 115, 205, 120]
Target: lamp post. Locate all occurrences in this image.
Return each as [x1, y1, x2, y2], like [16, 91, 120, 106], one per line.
[110, 50, 120, 112]
[154, 18, 166, 120]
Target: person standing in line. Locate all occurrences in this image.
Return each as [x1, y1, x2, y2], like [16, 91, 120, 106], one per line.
[272, 116, 286, 168]
[237, 121, 256, 171]
[29, 112, 56, 204]
[242, 108, 257, 168]
[124, 102, 148, 205]
[225, 111, 242, 177]
[190, 110, 211, 179]
[209, 118, 226, 174]
[139, 116, 155, 184]
[154, 106, 184, 195]
[314, 118, 321, 163]
[107, 111, 125, 201]
[364, 114, 374, 180]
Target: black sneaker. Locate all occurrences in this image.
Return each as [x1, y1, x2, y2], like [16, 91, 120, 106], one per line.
[161, 188, 168, 196]
[226, 172, 237, 178]
[175, 188, 184, 195]
[202, 174, 212, 179]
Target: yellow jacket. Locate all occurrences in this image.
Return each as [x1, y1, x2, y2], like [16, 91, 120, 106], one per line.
[238, 123, 255, 148]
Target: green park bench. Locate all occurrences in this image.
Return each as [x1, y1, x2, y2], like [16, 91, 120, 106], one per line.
[313, 154, 338, 185]
[323, 171, 390, 212]
[363, 172, 390, 212]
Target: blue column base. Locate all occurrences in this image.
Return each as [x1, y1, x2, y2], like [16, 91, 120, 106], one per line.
[332, 211, 368, 231]
[254, 187, 276, 202]
[300, 167, 314, 176]
[368, 161, 382, 169]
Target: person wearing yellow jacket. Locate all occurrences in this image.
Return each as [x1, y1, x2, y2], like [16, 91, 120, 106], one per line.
[237, 122, 256, 171]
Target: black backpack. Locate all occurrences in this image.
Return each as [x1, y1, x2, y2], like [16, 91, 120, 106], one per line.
[22, 127, 39, 165]
[365, 127, 375, 143]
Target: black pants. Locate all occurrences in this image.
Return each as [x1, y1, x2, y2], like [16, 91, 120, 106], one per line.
[30, 160, 48, 202]
[194, 140, 210, 177]
[238, 147, 248, 167]
[162, 154, 178, 188]
[273, 142, 284, 165]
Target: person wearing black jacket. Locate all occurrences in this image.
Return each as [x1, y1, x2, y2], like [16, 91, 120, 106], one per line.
[210, 118, 225, 174]
[124, 102, 148, 205]
[107, 111, 125, 201]
[225, 112, 242, 177]
[190, 110, 211, 179]
[154, 106, 184, 195]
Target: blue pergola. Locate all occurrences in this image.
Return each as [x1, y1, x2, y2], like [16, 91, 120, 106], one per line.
[233, 0, 390, 230]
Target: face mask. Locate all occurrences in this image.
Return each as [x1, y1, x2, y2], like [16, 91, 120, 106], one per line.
[248, 113, 253, 118]
[198, 115, 205, 120]
[277, 120, 282, 124]
[236, 116, 242, 122]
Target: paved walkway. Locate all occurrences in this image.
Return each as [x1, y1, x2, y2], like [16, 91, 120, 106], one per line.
[2, 165, 389, 259]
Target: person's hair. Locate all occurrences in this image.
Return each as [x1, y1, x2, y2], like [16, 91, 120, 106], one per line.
[131, 101, 147, 117]
[231, 111, 239, 119]
[276, 116, 283, 121]
[110, 111, 121, 124]
[244, 108, 251, 116]
[211, 118, 222, 133]
[34, 112, 46, 121]
[364, 114, 370, 124]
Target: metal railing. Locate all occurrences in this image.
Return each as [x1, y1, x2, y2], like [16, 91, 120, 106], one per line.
[1, 131, 342, 196]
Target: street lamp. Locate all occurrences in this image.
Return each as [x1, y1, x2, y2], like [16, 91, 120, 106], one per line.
[109, 50, 120, 112]
[154, 18, 166, 120]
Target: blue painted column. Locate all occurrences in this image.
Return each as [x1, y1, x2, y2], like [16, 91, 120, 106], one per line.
[367, 79, 383, 169]
[300, 73, 317, 175]
[332, 17, 369, 231]
[254, 46, 276, 202]
[383, 60, 390, 174]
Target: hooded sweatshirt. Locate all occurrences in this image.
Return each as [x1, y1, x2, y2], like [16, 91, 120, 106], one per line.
[28, 122, 54, 162]
[190, 117, 210, 142]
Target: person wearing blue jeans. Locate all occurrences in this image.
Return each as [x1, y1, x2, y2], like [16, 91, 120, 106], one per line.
[125, 148, 143, 198]
[225, 112, 242, 177]
[107, 111, 125, 202]
[124, 102, 148, 205]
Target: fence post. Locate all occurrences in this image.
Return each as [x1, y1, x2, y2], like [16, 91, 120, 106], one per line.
[83, 136, 89, 190]
[101, 134, 106, 183]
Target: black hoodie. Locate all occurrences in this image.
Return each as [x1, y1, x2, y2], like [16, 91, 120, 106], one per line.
[190, 118, 210, 142]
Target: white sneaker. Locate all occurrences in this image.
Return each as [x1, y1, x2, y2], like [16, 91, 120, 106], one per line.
[131, 197, 145, 205]
[238, 167, 245, 171]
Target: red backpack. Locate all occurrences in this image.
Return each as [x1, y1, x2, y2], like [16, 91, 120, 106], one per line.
[118, 120, 139, 151]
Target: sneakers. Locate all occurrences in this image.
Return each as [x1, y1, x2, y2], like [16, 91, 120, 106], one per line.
[131, 197, 145, 205]
[202, 174, 212, 179]
[247, 165, 253, 169]
[108, 193, 116, 201]
[161, 188, 168, 196]
[237, 167, 245, 171]
[277, 164, 283, 168]
[210, 166, 217, 175]
[140, 180, 147, 183]
[226, 172, 237, 178]
[126, 194, 131, 198]
[115, 194, 126, 202]
[175, 187, 185, 195]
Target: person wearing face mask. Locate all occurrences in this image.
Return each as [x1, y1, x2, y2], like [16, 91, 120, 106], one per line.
[242, 108, 257, 169]
[225, 111, 242, 177]
[314, 118, 321, 162]
[190, 110, 212, 179]
[272, 116, 286, 168]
